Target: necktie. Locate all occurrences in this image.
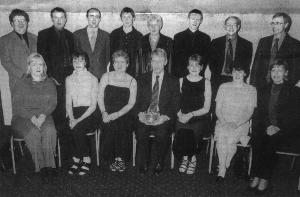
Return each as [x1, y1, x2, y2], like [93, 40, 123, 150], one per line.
[224, 39, 234, 74]
[148, 75, 160, 113]
[267, 38, 279, 82]
[89, 31, 97, 52]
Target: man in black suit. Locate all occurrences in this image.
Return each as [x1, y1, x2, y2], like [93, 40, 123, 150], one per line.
[250, 12, 300, 89]
[173, 9, 211, 78]
[210, 16, 253, 96]
[135, 48, 180, 175]
[37, 7, 74, 141]
[74, 8, 110, 80]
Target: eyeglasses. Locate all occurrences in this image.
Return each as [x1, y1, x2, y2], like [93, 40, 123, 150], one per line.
[225, 24, 238, 28]
[270, 22, 284, 26]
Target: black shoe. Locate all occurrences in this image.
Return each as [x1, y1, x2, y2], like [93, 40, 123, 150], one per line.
[139, 164, 148, 175]
[48, 168, 58, 177]
[216, 176, 225, 183]
[255, 186, 272, 196]
[153, 163, 163, 176]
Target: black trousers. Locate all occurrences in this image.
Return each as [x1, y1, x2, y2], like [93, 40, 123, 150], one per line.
[71, 107, 95, 158]
[136, 121, 171, 167]
[251, 133, 281, 180]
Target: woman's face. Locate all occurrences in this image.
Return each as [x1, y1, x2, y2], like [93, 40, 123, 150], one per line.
[30, 58, 44, 78]
[73, 56, 86, 72]
[113, 56, 128, 72]
[271, 65, 287, 84]
[148, 20, 161, 35]
[187, 60, 202, 76]
[232, 69, 245, 83]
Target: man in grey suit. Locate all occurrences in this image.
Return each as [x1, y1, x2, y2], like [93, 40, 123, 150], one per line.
[73, 8, 110, 80]
[0, 9, 37, 91]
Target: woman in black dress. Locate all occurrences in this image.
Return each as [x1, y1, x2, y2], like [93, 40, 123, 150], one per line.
[98, 50, 137, 172]
[173, 54, 211, 174]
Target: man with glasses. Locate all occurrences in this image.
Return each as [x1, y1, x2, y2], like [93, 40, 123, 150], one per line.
[210, 16, 252, 96]
[0, 9, 37, 91]
[74, 8, 110, 80]
[250, 12, 300, 89]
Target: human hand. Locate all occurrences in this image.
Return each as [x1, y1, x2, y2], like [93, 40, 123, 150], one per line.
[31, 115, 40, 129]
[138, 112, 148, 124]
[108, 112, 119, 121]
[69, 118, 78, 129]
[295, 80, 300, 88]
[36, 114, 46, 128]
[227, 122, 238, 130]
[152, 115, 170, 126]
[102, 112, 110, 123]
[179, 113, 193, 124]
[266, 125, 280, 136]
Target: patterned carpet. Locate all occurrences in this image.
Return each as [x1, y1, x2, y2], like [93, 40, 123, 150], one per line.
[0, 141, 299, 197]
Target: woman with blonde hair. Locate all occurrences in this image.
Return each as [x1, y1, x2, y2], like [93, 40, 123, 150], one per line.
[11, 52, 57, 175]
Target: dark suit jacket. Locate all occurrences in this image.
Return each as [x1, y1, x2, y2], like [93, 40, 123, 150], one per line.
[134, 72, 180, 121]
[252, 82, 292, 137]
[73, 27, 110, 79]
[250, 34, 300, 88]
[209, 35, 253, 90]
[136, 34, 173, 77]
[37, 26, 74, 84]
[0, 31, 37, 90]
[173, 29, 211, 78]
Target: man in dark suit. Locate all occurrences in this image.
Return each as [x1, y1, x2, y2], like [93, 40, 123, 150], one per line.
[110, 7, 142, 78]
[135, 48, 180, 176]
[210, 16, 253, 96]
[250, 12, 300, 89]
[73, 8, 110, 80]
[37, 7, 74, 138]
[173, 9, 211, 78]
[0, 9, 37, 91]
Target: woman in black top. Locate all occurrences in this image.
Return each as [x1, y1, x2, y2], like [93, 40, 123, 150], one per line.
[173, 54, 211, 174]
[249, 60, 293, 194]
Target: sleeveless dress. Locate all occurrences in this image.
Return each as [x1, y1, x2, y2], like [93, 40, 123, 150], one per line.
[101, 77, 133, 162]
[173, 77, 209, 159]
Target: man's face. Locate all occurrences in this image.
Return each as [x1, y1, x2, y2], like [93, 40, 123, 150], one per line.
[121, 12, 134, 28]
[148, 20, 161, 35]
[188, 13, 202, 31]
[51, 11, 67, 30]
[151, 54, 166, 75]
[12, 15, 28, 35]
[224, 18, 239, 36]
[271, 16, 288, 36]
[87, 10, 101, 28]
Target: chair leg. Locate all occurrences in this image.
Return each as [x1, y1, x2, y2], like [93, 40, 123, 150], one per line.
[171, 133, 174, 169]
[18, 141, 24, 156]
[248, 147, 253, 176]
[96, 129, 100, 166]
[132, 133, 136, 167]
[10, 137, 16, 174]
[298, 176, 300, 191]
[208, 136, 215, 174]
[57, 138, 61, 168]
[290, 156, 296, 170]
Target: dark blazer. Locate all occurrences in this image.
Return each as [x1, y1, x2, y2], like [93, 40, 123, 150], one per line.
[73, 27, 110, 79]
[252, 82, 292, 137]
[250, 34, 300, 88]
[37, 26, 74, 84]
[110, 26, 142, 78]
[173, 29, 211, 78]
[136, 33, 173, 77]
[0, 31, 37, 90]
[134, 72, 180, 121]
[209, 35, 253, 88]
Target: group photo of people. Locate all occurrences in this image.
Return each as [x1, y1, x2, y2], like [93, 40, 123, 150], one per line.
[0, 2, 299, 197]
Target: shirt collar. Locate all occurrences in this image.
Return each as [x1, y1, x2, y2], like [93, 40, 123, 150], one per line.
[14, 31, 27, 39]
[152, 71, 164, 81]
[226, 34, 238, 42]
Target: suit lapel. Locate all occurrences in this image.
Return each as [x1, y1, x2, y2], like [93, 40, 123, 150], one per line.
[83, 27, 92, 54]
[278, 34, 289, 54]
[93, 28, 104, 54]
[158, 73, 167, 107]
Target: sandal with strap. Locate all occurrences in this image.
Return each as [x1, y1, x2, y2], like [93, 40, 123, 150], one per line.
[179, 159, 189, 173]
[186, 160, 197, 175]
[78, 162, 91, 176]
[68, 161, 81, 175]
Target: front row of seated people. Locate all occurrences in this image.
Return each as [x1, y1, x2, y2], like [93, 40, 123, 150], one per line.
[10, 49, 299, 186]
